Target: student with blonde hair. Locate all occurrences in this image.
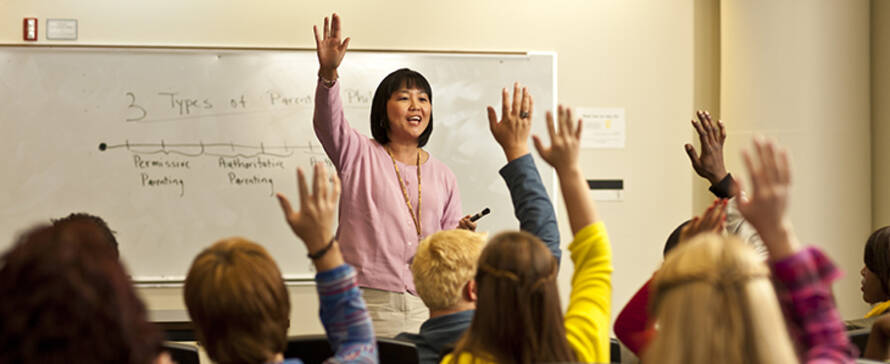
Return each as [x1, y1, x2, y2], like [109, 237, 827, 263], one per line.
[444, 105, 612, 363]
[184, 164, 377, 364]
[643, 138, 855, 364]
[397, 85, 561, 364]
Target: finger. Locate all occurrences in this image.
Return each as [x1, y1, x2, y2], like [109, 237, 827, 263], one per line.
[701, 112, 716, 143]
[532, 135, 547, 157]
[297, 168, 309, 207]
[704, 112, 720, 145]
[331, 13, 341, 39]
[313, 25, 322, 47]
[467, 220, 477, 231]
[564, 107, 575, 137]
[777, 147, 792, 185]
[545, 110, 557, 138]
[762, 139, 780, 183]
[340, 37, 351, 52]
[752, 137, 772, 183]
[706, 201, 725, 228]
[691, 119, 708, 146]
[741, 149, 763, 193]
[315, 163, 328, 202]
[575, 117, 583, 140]
[487, 106, 499, 132]
[684, 144, 701, 169]
[717, 120, 727, 142]
[528, 93, 535, 122]
[511, 82, 522, 118]
[312, 163, 324, 203]
[520, 87, 530, 118]
[714, 201, 728, 231]
[330, 170, 342, 204]
[323, 16, 330, 39]
[276, 193, 295, 217]
[501, 88, 510, 117]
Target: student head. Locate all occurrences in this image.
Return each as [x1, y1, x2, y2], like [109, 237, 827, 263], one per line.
[184, 237, 290, 364]
[370, 68, 434, 147]
[0, 222, 162, 364]
[644, 233, 798, 364]
[452, 230, 574, 363]
[411, 229, 486, 313]
[862, 226, 890, 304]
[52, 212, 119, 258]
[663, 220, 692, 257]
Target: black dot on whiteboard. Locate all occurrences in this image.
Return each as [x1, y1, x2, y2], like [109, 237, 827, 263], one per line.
[98, 143, 107, 151]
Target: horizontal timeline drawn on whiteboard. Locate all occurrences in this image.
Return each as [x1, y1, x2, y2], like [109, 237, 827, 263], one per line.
[98, 140, 332, 198]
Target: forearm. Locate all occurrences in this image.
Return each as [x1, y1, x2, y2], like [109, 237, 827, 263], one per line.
[772, 247, 854, 361]
[564, 222, 612, 363]
[557, 166, 600, 235]
[317, 264, 377, 362]
[758, 221, 801, 262]
[500, 154, 561, 264]
[313, 79, 356, 169]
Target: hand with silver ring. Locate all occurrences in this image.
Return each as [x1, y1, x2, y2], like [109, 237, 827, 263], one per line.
[487, 82, 534, 162]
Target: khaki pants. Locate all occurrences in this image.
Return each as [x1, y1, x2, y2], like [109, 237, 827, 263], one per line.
[360, 288, 429, 338]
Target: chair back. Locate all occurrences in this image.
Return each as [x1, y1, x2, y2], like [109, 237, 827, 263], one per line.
[161, 342, 199, 364]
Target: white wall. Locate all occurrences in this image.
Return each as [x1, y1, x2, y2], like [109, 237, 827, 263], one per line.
[0, 0, 695, 337]
[721, 0, 872, 317]
[874, 0, 890, 230]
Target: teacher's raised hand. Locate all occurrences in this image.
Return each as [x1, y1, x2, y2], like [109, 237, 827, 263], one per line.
[314, 13, 351, 82]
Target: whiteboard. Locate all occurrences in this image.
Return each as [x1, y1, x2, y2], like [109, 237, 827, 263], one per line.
[0, 46, 556, 282]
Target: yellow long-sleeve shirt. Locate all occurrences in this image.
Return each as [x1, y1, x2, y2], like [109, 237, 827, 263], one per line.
[441, 222, 613, 363]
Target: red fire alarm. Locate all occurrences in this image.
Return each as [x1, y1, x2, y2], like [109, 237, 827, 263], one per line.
[23, 18, 37, 41]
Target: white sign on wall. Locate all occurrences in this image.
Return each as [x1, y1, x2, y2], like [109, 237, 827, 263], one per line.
[577, 107, 626, 149]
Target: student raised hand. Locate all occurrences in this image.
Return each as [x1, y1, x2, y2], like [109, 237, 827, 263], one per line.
[685, 110, 729, 186]
[533, 105, 582, 174]
[488, 82, 533, 162]
[314, 13, 351, 82]
[276, 163, 344, 271]
[534, 105, 600, 233]
[678, 199, 727, 244]
[736, 138, 800, 260]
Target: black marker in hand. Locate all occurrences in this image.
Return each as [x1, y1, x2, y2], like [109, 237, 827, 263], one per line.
[469, 207, 491, 222]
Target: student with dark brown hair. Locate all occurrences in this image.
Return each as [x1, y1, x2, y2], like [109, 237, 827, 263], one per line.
[184, 164, 377, 364]
[0, 221, 169, 364]
[445, 105, 612, 363]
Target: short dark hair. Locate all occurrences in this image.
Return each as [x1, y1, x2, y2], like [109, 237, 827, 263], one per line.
[865, 226, 890, 295]
[370, 68, 434, 147]
[52, 212, 119, 258]
[0, 222, 162, 364]
[663, 220, 692, 257]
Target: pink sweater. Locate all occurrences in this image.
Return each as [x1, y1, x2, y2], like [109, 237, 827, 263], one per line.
[313, 79, 462, 294]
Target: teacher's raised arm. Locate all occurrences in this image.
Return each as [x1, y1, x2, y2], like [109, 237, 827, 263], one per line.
[309, 13, 466, 338]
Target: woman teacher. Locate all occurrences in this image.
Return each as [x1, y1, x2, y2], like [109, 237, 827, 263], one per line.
[311, 13, 476, 337]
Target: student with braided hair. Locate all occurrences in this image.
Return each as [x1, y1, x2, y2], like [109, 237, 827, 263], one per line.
[444, 105, 612, 363]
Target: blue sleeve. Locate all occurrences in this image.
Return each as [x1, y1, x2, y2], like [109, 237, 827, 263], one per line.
[316, 264, 379, 364]
[498, 153, 562, 265]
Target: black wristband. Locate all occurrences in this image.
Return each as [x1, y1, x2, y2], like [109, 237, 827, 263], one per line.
[708, 173, 734, 199]
[307, 237, 336, 260]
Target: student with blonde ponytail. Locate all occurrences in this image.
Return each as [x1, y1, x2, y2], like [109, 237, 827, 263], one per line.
[643, 138, 855, 364]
